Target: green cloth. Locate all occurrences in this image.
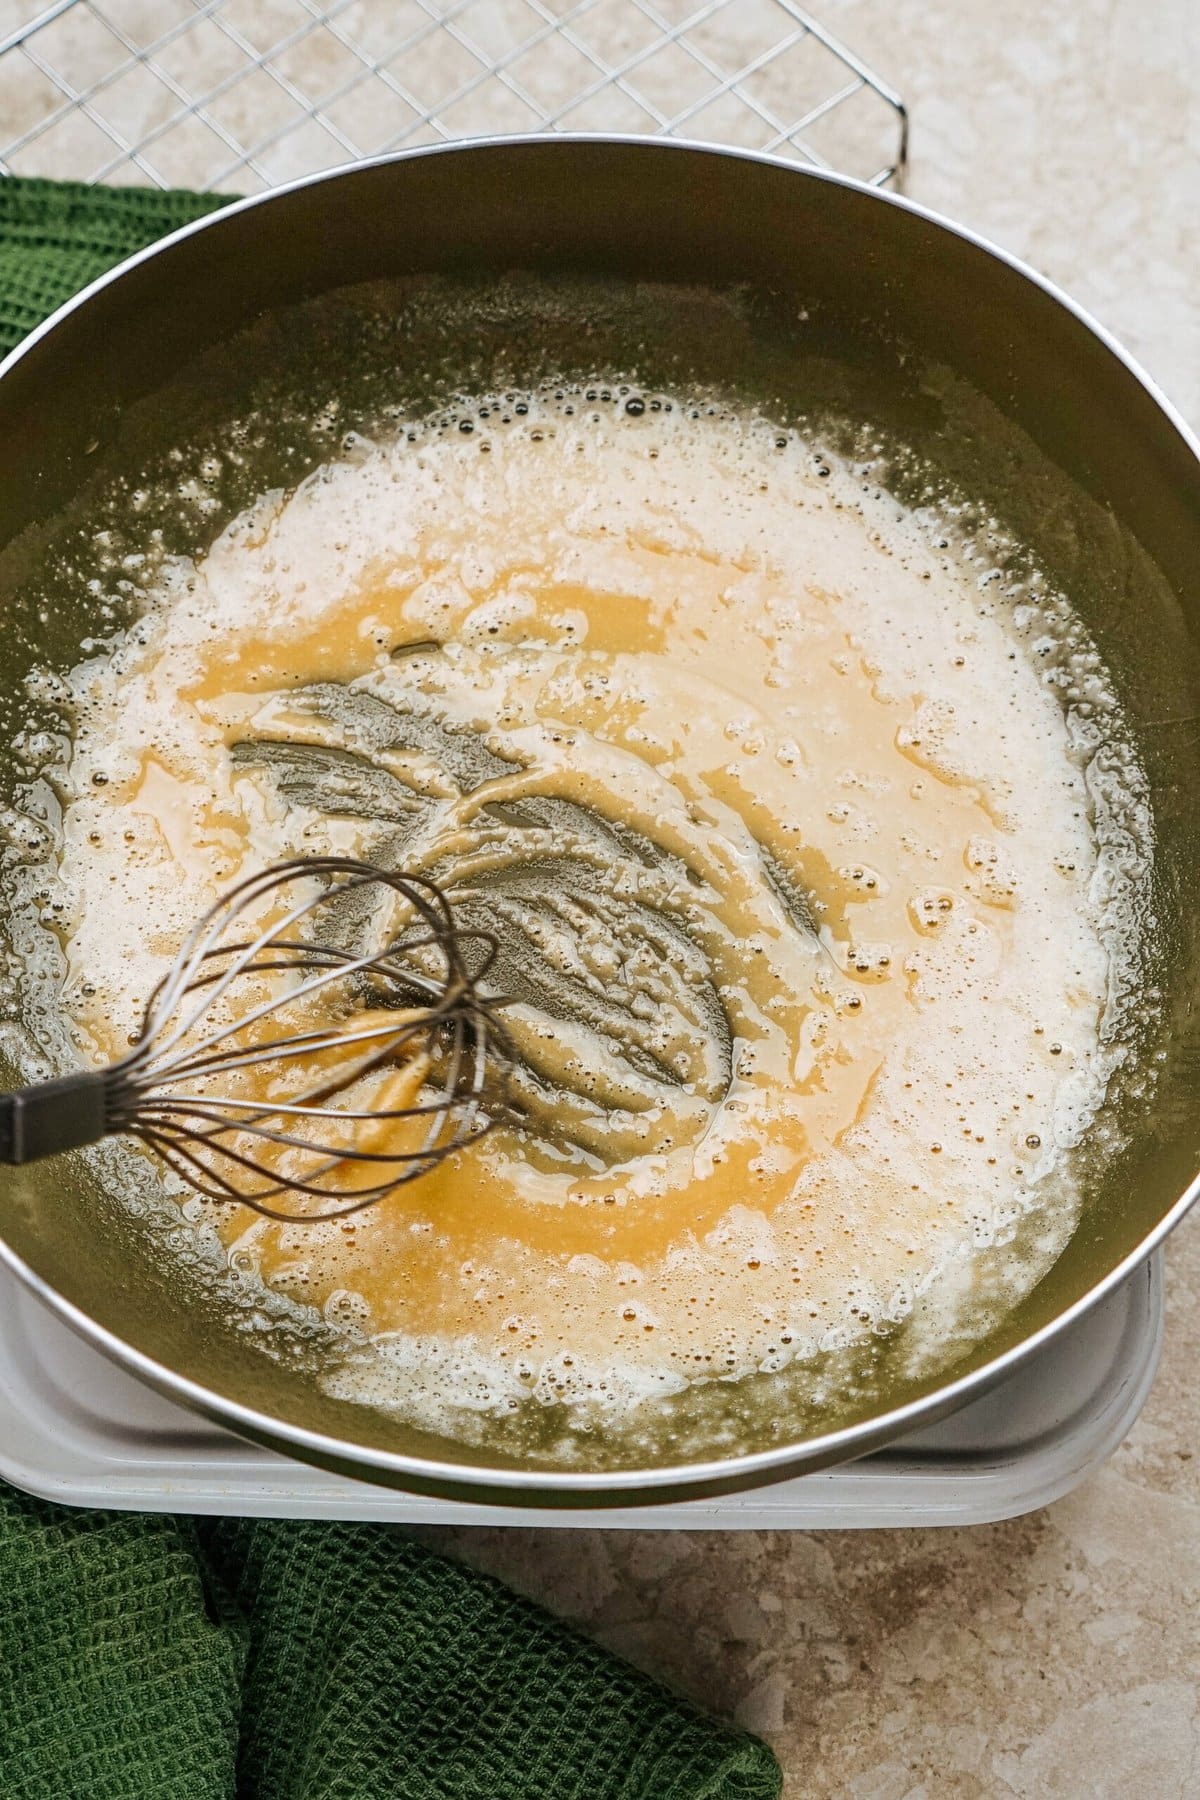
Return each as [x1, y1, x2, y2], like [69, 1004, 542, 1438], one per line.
[0, 178, 782, 1800]
[0, 1485, 780, 1800]
[0, 177, 228, 356]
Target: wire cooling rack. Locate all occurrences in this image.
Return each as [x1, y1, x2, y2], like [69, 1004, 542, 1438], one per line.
[0, 0, 907, 194]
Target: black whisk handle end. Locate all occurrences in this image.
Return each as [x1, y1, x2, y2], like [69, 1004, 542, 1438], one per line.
[0, 1070, 109, 1164]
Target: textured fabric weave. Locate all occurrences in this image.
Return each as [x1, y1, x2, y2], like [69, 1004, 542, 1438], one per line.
[0, 176, 228, 356]
[0, 1485, 781, 1800]
[0, 176, 782, 1800]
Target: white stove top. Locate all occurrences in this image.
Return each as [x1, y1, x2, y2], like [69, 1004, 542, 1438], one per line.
[0, 1255, 1162, 1529]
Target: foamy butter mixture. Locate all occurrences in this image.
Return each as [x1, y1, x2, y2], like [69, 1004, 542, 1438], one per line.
[58, 389, 1123, 1440]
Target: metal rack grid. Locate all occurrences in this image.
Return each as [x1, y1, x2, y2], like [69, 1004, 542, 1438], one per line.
[0, 0, 907, 195]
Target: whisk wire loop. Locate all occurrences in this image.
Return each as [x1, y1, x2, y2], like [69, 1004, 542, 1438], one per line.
[2, 858, 510, 1223]
[128, 858, 470, 1075]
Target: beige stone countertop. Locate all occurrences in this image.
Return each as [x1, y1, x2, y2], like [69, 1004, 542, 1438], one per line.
[3, 1, 1197, 1792]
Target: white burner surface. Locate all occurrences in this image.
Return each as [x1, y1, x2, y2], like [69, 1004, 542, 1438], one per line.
[0, 1257, 1162, 1528]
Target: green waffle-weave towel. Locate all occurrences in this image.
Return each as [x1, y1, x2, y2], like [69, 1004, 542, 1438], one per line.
[0, 176, 782, 1800]
[0, 176, 227, 354]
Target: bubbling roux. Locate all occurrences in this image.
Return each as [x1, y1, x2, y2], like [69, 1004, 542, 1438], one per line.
[56, 386, 1142, 1448]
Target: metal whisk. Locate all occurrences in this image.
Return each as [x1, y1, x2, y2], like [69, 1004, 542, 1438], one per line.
[0, 857, 509, 1222]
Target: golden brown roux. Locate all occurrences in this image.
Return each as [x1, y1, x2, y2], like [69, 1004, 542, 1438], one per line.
[59, 393, 1113, 1425]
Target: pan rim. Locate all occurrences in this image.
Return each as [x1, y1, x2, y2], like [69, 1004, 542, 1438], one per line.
[1, 133, 1197, 1502]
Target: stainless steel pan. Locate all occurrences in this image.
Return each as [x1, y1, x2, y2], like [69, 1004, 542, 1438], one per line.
[1, 139, 1198, 1506]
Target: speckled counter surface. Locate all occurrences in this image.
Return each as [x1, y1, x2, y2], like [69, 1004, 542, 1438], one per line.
[424, 6, 1200, 1795]
[5, 2, 1199, 1793]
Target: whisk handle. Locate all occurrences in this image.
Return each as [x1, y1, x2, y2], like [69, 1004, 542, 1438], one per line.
[0, 1071, 108, 1165]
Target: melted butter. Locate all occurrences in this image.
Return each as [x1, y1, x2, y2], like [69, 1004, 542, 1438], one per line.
[56, 389, 1122, 1434]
